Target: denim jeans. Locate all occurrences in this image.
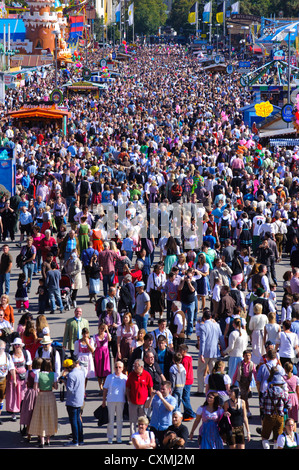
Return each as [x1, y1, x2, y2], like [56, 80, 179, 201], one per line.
[48, 288, 64, 312]
[66, 405, 83, 445]
[135, 313, 149, 332]
[181, 301, 196, 337]
[22, 262, 34, 291]
[182, 384, 196, 419]
[33, 250, 42, 274]
[0, 273, 10, 295]
[173, 387, 183, 412]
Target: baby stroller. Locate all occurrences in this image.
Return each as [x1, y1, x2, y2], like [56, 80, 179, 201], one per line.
[59, 274, 73, 311]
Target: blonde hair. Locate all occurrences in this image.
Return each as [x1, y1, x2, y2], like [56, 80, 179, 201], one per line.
[254, 303, 263, 315]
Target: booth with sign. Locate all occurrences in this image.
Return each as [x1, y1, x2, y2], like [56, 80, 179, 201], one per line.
[8, 104, 71, 136]
[0, 147, 16, 197]
[62, 81, 107, 99]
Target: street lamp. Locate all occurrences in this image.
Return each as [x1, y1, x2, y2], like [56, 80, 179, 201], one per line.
[52, 30, 59, 88]
[241, 25, 249, 59]
[227, 24, 233, 63]
[216, 23, 220, 53]
[84, 24, 91, 67]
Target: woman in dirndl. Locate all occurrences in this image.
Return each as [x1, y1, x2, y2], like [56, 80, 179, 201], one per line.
[5, 337, 32, 422]
[116, 312, 138, 369]
[219, 210, 231, 246]
[20, 356, 43, 441]
[238, 212, 252, 254]
[73, 327, 95, 390]
[189, 392, 225, 449]
[28, 358, 58, 448]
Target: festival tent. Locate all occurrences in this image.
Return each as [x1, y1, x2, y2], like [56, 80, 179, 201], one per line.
[7, 105, 71, 135]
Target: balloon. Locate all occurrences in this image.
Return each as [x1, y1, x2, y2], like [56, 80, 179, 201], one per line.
[246, 139, 255, 149]
[74, 51, 78, 57]
[122, 40, 126, 45]
[296, 112, 299, 120]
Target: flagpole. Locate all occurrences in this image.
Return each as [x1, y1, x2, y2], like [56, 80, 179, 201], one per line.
[196, 2, 198, 38]
[120, 1, 122, 43]
[209, 1, 212, 44]
[133, 6, 135, 42]
[223, 0, 226, 48]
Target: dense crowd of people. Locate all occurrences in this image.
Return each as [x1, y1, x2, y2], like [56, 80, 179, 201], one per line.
[0, 42, 299, 450]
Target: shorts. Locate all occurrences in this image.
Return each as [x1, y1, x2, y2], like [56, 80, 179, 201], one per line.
[0, 377, 7, 400]
[261, 414, 284, 441]
[226, 425, 245, 446]
[20, 223, 32, 235]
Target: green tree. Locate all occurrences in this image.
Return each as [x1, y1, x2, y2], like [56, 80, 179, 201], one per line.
[134, 0, 167, 35]
[167, 0, 195, 34]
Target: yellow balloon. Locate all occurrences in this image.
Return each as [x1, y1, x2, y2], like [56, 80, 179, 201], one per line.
[254, 101, 274, 118]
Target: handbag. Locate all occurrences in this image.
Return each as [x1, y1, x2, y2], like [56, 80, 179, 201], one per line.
[94, 405, 109, 427]
[218, 413, 232, 443]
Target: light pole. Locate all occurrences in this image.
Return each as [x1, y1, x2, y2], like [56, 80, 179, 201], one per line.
[112, 23, 116, 47]
[216, 23, 220, 53]
[227, 24, 233, 63]
[84, 24, 91, 67]
[241, 25, 249, 59]
[52, 30, 59, 88]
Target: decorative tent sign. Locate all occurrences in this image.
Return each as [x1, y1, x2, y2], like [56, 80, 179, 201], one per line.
[254, 101, 274, 117]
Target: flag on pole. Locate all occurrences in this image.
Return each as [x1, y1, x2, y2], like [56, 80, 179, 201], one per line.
[128, 3, 134, 26]
[202, 1, 212, 23]
[115, 2, 121, 22]
[188, 2, 197, 24]
[216, 2, 224, 23]
[231, 1, 240, 14]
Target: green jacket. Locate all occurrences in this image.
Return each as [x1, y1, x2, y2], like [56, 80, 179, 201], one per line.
[63, 316, 89, 351]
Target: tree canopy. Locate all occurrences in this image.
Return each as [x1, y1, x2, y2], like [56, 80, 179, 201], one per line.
[134, 0, 168, 36]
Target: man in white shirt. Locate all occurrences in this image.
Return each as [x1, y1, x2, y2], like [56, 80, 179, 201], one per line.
[169, 301, 186, 351]
[252, 208, 266, 254]
[102, 361, 128, 444]
[35, 335, 61, 377]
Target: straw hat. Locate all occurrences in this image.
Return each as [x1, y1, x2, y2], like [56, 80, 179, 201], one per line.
[40, 335, 52, 345]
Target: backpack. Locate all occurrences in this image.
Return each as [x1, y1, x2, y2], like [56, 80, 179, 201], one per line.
[51, 341, 66, 365]
[95, 296, 106, 318]
[37, 344, 65, 370]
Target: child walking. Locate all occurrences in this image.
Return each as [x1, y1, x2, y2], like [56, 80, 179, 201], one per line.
[169, 352, 186, 412]
[15, 272, 29, 313]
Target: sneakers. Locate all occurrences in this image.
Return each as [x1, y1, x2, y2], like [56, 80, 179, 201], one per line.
[262, 439, 270, 449]
[117, 439, 122, 444]
[108, 439, 113, 444]
[64, 441, 79, 447]
[183, 416, 195, 422]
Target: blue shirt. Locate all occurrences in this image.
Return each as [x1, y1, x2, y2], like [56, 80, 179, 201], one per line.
[291, 320, 299, 336]
[65, 366, 85, 408]
[19, 211, 33, 225]
[150, 393, 177, 431]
